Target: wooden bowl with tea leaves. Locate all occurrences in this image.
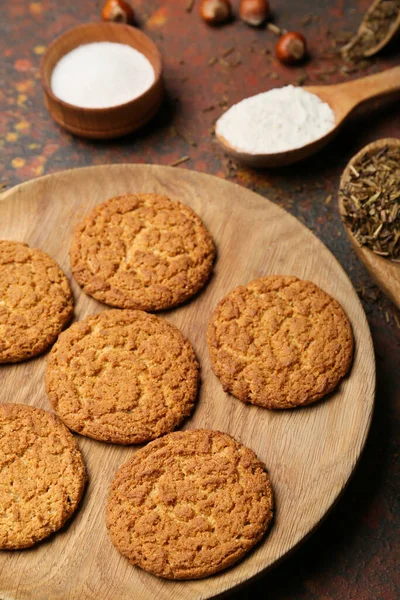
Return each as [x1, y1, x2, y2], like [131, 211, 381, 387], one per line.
[40, 22, 163, 139]
[341, 0, 400, 60]
[338, 137, 400, 309]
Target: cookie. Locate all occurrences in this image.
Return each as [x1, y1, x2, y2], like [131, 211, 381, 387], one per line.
[106, 429, 273, 579]
[207, 275, 354, 409]
[70, 194, 216, 311]
[45, 309, 199, 444]
[0, 240, 74, 363]
[0, 403, 86, 549]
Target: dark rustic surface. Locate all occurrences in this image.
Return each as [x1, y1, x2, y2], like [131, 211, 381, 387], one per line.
[0, 1, 399, 598]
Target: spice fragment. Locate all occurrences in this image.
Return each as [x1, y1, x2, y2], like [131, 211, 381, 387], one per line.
[301, 15, 312, 26]
[176, 129, 197, 147]
[350, 165, 359, 178]
[169, 156, 190, 167]
[267, 22, 283, 36]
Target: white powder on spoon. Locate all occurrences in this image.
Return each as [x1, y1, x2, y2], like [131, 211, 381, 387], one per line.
[51, 42, 155, 108]
[216, 85, 335, 154]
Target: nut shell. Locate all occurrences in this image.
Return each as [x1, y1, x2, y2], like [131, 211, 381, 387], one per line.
[239, 0, 270, 26]
[276, 32, 307, 65]
[200, 0, 232, 25]
[101, 0, 135, 24]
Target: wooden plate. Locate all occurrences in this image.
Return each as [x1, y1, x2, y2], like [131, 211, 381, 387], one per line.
[0, 165, 375, 600]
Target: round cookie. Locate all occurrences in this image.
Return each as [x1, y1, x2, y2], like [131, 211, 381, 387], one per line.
[207, 275, 354, 409]
[106, 429, 274, 579]
[45, 309, 199, 444]
[0, 403, 86, 549]
[0, 240, 74, 363]
[70, 194, 216, 311]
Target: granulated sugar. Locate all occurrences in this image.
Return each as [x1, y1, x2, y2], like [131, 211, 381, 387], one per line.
[51, 42, 155, 108]
[216, 85, 335, 154]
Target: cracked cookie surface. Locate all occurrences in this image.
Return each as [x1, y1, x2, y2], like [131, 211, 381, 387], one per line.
[106, 429, 273, 579]
[0, 403, 86, 549]
[45, 310, 199, 444]
[0, 241, 74, 363]
[70, 194, 216, 311]
[207, 275, 354, 409]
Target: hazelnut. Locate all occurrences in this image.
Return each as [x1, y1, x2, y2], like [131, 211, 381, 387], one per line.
[101, 0, 135, 24]
[200, 0, 232, 25]
[239, 0, 270, 26]
[276, 32, 307, 65]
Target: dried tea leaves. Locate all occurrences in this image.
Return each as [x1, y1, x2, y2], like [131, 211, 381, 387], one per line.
[342, 0, 400, 62]
[341, 143, 400, 261]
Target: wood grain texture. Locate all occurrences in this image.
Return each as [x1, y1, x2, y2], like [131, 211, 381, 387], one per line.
[338, 137, 400, 310]
[0, 165, 375, 600]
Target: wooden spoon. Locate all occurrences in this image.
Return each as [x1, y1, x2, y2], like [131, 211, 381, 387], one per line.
[216, 66, 400, 168]
[341, 0, 400, 58]
[338, 138, 400, 310]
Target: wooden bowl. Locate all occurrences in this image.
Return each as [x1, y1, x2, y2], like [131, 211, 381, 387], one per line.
[41, 23, 163, 139]
[338, 137, 400, 309]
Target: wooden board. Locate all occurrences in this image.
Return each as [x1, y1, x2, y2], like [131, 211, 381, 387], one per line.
[0, 165, 375, 600]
